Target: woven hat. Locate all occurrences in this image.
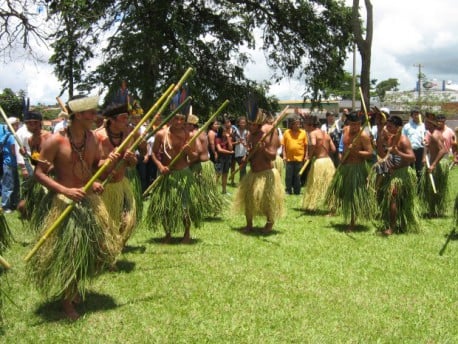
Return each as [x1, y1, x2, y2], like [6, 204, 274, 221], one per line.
[67, 95, 99, 114]
[187, 113, 199, 125]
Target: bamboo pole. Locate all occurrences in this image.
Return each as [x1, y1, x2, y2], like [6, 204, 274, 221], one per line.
[24, 69, 194, 262]
[424, 153, 437, 194]
[102, 96, 192, 186]
[143, 99, 230, 197]
[298, 158, 311, 176]
[230, 106, 290, 178]
[0, 254, 11, 270]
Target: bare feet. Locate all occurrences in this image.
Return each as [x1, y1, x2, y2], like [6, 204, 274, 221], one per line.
[242, 226, 253, 234]
[263, 221, 273, 233]
[345, 226, 354, 233]
[181, 236, 192, 244]
[162, 232, 172, 244]
[383, 228, 393, 236]
[62, 299, 80, 321]
[72, 293, 82, 305]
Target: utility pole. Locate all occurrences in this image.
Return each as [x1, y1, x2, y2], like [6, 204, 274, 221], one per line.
[413, 63, 423, 108]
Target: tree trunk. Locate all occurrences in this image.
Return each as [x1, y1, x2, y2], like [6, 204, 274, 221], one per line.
[352, 0, 373, 111]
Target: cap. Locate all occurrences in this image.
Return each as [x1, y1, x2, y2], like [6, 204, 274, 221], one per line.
[380, 107, 390, 115]
[24, 111, 42, 121]
[67, 95, 99, 114]
[7, 117, 19, 125]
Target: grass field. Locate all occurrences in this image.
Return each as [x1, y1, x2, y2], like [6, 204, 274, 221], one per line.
[1, 168, 457, 343]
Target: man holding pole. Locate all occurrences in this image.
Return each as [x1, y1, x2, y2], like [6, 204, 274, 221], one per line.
[419, 115, 449, 217]
[371, 115, 420, 235]
[146, 112, 203, 243]
[233, 109, 284, 233]
[94, 103, 138, 255]
[325, 112, 374, 232]
[28, 95, 118, 320]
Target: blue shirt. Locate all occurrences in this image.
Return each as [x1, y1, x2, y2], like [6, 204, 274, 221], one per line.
[2, 131, 16, 166]
[402, 119, 425, 150]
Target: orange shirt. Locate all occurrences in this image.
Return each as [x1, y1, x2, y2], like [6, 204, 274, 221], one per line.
[281, 129, 307, 162]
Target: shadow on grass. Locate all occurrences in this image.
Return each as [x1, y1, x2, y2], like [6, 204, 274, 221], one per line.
[299, 209, 332, 217]
[203, 216, 224, 222]
[112, 259, 136, 273]
[146, 237, 202, 245]
[33, 291, 118, 323]
[122, 245, 146, 254]
[329, 222, 371, 234]
[231, 226, 280, 237]
[439, 228, 457, 256]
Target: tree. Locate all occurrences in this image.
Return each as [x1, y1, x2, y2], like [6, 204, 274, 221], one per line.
[0, 88, 25, 119]
[0, 0, 47, 60]
[46, 1, 353, 117]
[352, 0, 373, 108]
[375, 78, 399, 102]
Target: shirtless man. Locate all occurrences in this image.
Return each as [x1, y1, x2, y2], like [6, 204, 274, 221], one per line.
[94, 103, 138, 252]
[374, 115, 418, 235]
[302, 116, 336, 211]
[233, 110, 284, 233]
[17, 111, 52, 219]
[31, 95, 117, 320]
[325, 112, 373, 231]
[146, 113, 200, 243]
[419, 115, 449, 217]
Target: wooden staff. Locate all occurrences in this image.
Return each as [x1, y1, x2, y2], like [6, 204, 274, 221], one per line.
[339, 90, 372, 165]
[0, 254, 11, 270]
[56, 96, 68, 114]
[24, 68, 194, 262]
[230, 106, 290, 178]
[424, 152, 437, 194]
[143, 99, 230, 197]
[298, 158, 311, 176]
[102, 96, 192, 186]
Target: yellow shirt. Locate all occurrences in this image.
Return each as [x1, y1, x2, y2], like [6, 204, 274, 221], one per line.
[281, 129, 307, 162]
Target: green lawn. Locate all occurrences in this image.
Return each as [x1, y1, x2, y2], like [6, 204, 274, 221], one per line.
[1, 168, 457, 343]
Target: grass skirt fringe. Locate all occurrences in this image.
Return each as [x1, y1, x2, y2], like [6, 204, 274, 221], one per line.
[274, 155, 284, 178]
[27, 193, 119, 299]
[233, 168, 284, 222]
[418, 159, 449, 217]
[369, 167, 421, 233]
[190, 161, 226, 216]
[144, 168, 205, 234]
[302, 157, 335, 210]
[102, 177, 137, 249]
[125, 167, 143, 223]
[0, 210, 11, 253]
[23, 178, 48, 226]
[325, 162, 374, 222]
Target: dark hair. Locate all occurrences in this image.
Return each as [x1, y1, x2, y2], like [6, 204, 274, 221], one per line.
[24, 111, 42, 121]
[103, 103, 129, 118]
[387, 115, 403, 127]
[346, 111, 361, 123]
[410, 109, 420, 116]
[436, 114, 446, 121]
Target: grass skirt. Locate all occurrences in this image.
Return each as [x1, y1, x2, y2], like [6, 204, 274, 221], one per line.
[190, 161, 225, 217]
[23, 177, 48, 225]
[125, 167, 143, 223]
[369, 167, 421, 233]
[102, 177, 137, 249]
[274, 155, 284, 178]
[418, 159, 449, 217]
[233, 168, 284, 222]
[325, 162, 374, 222]
[302, 157, 335, 210]
[0, 210, 11, 254]
[144, 168, 205, 234]
[27, 193, 119, 299]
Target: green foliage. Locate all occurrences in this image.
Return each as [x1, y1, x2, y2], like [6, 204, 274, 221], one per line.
[0, 89, 24, 120]
[1, 169, 457, 342]
[375, 78, 399, 102]
[45, 1, 353, 117]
